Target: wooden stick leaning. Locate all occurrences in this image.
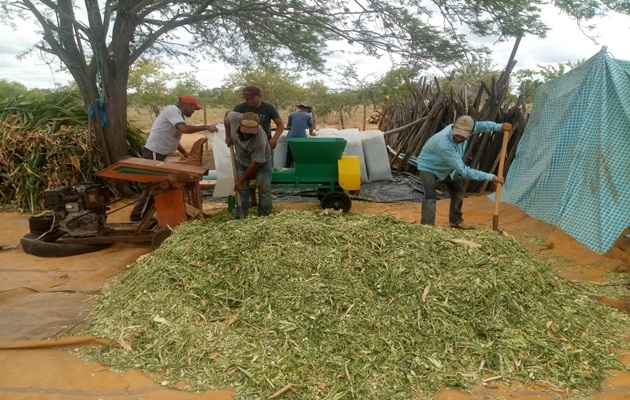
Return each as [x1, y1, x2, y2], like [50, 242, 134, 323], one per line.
[203, 105, 209, 152]
[229, 144, 244, 219]
[492, 128, 511, 231]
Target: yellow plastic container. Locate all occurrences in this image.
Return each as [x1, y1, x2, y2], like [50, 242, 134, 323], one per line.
[337, 155, 361, 190]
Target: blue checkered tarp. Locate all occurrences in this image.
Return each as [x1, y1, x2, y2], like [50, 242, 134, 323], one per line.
[498, 47, 630, 253]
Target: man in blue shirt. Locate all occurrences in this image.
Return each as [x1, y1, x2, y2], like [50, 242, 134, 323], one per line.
[417, 115, 512, 229]
[285, 102, 315, 167]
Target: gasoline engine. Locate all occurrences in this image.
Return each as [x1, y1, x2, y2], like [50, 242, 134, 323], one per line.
[44, 183, 111, 237]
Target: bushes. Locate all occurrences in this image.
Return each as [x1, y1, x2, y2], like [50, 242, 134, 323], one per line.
[0, 92, 145, 213]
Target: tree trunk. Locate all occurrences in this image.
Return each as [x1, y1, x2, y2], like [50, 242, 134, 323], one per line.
[101, 66, 133, 195]
[73, 61, 132, 194]
[103, 80, 130, 165]
[67, 62, 129, 168]
[339, 105, 345, 129]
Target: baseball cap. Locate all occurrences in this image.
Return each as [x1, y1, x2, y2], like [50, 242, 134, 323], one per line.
[452, 115, 475, 138]
[242, 86, 261, 96]
[179, 95, 202, 110]
[239, 112, 260, 134]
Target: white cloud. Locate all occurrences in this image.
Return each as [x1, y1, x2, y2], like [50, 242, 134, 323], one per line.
[0, 23, 72, 89]
[487, 8, 630, 71]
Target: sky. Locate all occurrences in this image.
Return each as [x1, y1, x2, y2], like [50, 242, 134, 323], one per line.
[1, 7, 629, 91]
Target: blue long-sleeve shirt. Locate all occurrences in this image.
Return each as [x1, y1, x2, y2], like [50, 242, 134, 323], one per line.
[417, 121, 502, 180]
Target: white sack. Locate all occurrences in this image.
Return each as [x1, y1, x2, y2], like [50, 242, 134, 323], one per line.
[361, 130, 393, 182]
[314, 128, 339, 137]
[208, 124, 235, 197]
[273, 132, 289, 168]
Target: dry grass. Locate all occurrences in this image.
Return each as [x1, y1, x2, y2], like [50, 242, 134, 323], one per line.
[127, 106, 379, 132]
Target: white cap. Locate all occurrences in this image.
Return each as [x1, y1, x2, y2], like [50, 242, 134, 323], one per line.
[452, 115, 475, 138]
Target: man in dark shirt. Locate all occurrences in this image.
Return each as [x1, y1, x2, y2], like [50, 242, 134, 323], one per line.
[226, 86, 285, 206]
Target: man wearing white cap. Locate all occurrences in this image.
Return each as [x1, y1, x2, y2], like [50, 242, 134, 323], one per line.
[417, 115, 512, 229]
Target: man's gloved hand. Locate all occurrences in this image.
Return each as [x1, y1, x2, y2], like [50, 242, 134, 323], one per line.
[501, 122, 513, 132]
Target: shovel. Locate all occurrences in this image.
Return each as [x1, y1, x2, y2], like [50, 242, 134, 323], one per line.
[492, 128, 511, 231]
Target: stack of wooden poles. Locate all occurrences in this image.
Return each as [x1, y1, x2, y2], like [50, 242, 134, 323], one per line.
[383, 41, 530, 193]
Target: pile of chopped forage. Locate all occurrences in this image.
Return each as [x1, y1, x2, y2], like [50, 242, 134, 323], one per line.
[76, 210, 629, 399]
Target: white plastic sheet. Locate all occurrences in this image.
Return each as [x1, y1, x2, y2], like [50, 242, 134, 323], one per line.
[207, 124, 235, 197]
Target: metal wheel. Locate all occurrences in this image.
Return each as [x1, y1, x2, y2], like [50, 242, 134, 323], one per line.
[151, 227, 172, 249]
[320, 191, 352, 213]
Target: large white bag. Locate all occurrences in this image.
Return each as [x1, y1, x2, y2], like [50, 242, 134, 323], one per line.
[273, 132, 289, 168]
[361, 130, 393, 182]
[208, 124, 234, 197]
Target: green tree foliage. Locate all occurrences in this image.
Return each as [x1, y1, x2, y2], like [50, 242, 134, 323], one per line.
[0, 89, 145, 211]
[222, 62, 304, 110]
[0, 79, 28, 100]
[127, 58, 176, 107]
[447, 59, 501, 89]
[0, 79, 76, 102]
[328, 64, 423, 121]
[301, 80, 339, 121]
[170, 76, 205, 101]
[0, 0, 623, 167]
[364, 67, 420, 106]
[442, 59, 504, 108]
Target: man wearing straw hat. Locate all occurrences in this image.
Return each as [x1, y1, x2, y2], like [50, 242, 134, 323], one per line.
[417, 115, 511, 229]
[224, 111, 273, 218]
[130, 95, 217, 221]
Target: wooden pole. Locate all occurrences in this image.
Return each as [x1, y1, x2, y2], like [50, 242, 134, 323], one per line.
[203, 105, 209, 152]
[493, 128, 511, 231]
[339, 105, 345, 129]
[362, 104, 367, 131]
[230, 146, 244, 219]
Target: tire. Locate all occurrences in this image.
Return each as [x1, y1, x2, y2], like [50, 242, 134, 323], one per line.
[316, 188, 329, 201]
[317, 185, 343, 200]
[151, 227, 172, 249]
[320, 191, 352, 213]
[21, 232, 111, 258]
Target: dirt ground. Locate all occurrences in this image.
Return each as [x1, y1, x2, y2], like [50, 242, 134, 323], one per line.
[1, 134, 629, 399]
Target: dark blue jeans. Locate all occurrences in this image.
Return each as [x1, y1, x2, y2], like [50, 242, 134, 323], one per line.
[285, 147, 294, 168]
[236, 159, 273, 218]
[419, 171, 465, 226]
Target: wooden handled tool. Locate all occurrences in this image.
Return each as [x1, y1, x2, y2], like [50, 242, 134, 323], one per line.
[229, 145, 244, 219]
[493, 128, 511, 231]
